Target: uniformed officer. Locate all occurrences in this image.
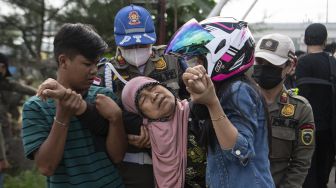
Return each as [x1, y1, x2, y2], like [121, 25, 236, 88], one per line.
[0, 53, 36, 138]
[0, 53, 36, 95]
[252, 33, 315, 188]
[90, 5, 187, 188]
[0, 52, 35, 186]
[94, 4, 187, 98]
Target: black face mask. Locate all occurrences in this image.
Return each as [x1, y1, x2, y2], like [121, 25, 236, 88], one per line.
[252, 64, 284, 89]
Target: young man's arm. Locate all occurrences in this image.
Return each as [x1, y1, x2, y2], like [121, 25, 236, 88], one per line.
[95, 94, 127, 163]
[36, 79, 126, 165]
[34, 89, 86, 176]
[77, 104, 109, 136]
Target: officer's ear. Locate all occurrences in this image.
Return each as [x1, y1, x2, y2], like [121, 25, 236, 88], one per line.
[292, 56, 298, 67]
[285, 58, 296, 75]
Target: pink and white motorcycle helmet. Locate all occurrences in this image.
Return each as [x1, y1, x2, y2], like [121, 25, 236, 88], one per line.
[165, 17, 255, 82]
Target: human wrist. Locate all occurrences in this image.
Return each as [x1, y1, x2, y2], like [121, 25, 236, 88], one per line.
[53, 117, 68, 127]
[211, 114, 227, 121]
[108, 114, 122, 125]
[205, 97, 220, 108]
[54, 109, 71, 126]
[107, 111, 122, 125]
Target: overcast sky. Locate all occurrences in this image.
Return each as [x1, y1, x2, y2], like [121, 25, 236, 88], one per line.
[219, 0, 336, 23]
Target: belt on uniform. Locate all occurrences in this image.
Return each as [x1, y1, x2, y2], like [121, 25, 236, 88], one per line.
[123, 152, 152, 165]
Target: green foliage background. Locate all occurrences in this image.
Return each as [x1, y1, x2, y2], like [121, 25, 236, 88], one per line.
[4, 170, 45, 188]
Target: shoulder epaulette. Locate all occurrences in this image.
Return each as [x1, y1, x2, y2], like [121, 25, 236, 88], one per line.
[152, 45, 167, 57]
[289, 92, 310, 105]
[152, 45, 167, 51]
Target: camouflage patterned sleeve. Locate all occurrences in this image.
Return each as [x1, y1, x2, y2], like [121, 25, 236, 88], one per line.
[8, 79, 36, 96]
[0, 127, 6, 161]
[280, 101, 315, 188]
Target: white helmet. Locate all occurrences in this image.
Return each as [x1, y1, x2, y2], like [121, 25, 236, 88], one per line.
[166, 17, 255, 82]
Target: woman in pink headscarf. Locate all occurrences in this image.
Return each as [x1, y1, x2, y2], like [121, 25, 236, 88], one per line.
[121, 75, 207, 188]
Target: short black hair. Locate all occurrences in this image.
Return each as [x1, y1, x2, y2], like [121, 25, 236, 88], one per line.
[0, 52, 12, 77]
[53, 23, 108, 64]
[0, 52, 8, 64]
[304, 23, 328, 45]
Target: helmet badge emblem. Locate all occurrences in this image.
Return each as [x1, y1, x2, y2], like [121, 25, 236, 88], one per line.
[128, 11, 141, 25]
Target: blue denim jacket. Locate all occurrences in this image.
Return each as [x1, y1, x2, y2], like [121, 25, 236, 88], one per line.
[206, 81, 275, 188]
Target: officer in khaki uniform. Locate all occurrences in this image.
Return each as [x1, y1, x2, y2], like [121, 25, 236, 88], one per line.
[96, 44, 186, 98]
[0, 52, 35, 186]
[0, 53, 36, 96]
[0, 53, 36, 139]
[252, 33, 315, 188]
[89, 5, 187, 188]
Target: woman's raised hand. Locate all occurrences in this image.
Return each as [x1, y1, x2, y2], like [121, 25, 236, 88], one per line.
[182, 65, 217, 106]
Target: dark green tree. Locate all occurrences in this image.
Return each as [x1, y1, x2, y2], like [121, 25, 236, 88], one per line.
[56, 0, 215, 52]
[165, 0, 215, 42]
[56, 0, 129, 52]
[0, 0, 75, 63]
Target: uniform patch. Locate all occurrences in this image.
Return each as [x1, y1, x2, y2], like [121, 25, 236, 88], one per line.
[150, 69, 177, 82]
[301, 128, 314, 145]
[259, 39, 279, 51]
[272, 117, 298, 128]
[281, 104, 295, 117]
[117, 55, 126, 65]
[113, 75, 129, 81]
[128, 11, 141, 25]
[299, 124, 314, 130]
[154, 57, 167, 70]
[280, 92, 288, 103]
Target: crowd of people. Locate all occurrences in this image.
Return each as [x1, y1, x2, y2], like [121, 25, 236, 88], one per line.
[1, 3, 332, 188]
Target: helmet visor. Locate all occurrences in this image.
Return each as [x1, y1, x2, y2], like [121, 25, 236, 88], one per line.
[165, 18, 214, 58]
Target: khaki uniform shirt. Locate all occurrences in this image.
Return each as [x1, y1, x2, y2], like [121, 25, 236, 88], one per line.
[96, 45, 183, 98]
[0, 77, 36, 160]
[269, 87, 315, 188]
